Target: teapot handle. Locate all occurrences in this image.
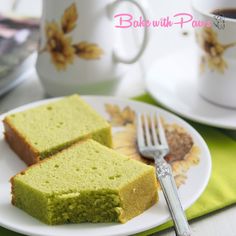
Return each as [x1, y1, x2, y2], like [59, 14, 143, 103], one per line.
[107, 0, 149, 64]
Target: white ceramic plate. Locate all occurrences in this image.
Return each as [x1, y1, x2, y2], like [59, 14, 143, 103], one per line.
[0, 96, 211, 236]
[146, 49, 236, 130]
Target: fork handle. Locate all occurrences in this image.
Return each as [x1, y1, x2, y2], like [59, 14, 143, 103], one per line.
[155, 160, 191, 236]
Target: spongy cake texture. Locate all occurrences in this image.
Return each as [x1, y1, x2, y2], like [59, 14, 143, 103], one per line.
[11, 140, 158, 224]
[4, 95, 112, 165]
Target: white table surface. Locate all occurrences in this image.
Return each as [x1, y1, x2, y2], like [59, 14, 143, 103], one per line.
[1, 0, 236, 236]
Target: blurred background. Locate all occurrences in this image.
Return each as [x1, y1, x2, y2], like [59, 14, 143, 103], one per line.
[0, 0, 195, 99]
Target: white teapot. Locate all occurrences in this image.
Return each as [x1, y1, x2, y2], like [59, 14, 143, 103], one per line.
[36, 0, 149, 96]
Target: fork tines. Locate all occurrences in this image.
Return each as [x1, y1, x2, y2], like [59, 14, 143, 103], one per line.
[137, 113, 168, 148]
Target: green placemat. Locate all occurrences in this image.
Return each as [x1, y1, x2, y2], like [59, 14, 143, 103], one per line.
[135, 94, 236, 235]
[1, 94, 236, 236]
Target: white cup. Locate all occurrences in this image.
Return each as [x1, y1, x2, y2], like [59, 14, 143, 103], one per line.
[192, 0, 236, 108]
[36, 0, 149, 96]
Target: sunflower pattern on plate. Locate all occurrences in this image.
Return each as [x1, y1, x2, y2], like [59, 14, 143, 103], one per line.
[196, 27, 236, 74]
[105, 104, 200, 190]
[40, 3, 103, 71]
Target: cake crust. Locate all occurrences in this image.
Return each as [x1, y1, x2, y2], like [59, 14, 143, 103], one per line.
[3, 119, 40, 165]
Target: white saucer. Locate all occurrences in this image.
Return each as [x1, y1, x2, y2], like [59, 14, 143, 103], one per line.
[146, 49, 236, 130]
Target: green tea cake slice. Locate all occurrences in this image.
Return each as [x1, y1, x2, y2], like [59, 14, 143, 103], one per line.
[4, 94, 112, 165]
[11, 139, 158, 224]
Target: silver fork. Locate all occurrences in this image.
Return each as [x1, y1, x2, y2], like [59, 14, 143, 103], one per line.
[137, 113, 191, 236]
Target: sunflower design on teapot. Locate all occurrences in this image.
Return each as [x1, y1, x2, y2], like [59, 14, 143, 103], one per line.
[40, 3, 103, 71]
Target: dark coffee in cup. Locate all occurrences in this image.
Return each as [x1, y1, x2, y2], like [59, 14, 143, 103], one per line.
[212, 8, 236, 20]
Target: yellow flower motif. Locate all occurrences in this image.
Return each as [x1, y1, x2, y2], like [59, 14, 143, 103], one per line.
[105, 104, 135, 126]
[61, 3, 78, 34]
[74, 42, 103, 60]
[107, 105, 200, 189]
[112, 124, 153, 165]
[40, 3, 104, 71]
[45, 22, 75, 70]
[197, 27, 236, 73]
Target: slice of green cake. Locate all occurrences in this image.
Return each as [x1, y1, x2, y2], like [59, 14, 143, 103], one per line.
[4, 94, 112, 165]
[11, 139, 158, 224]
